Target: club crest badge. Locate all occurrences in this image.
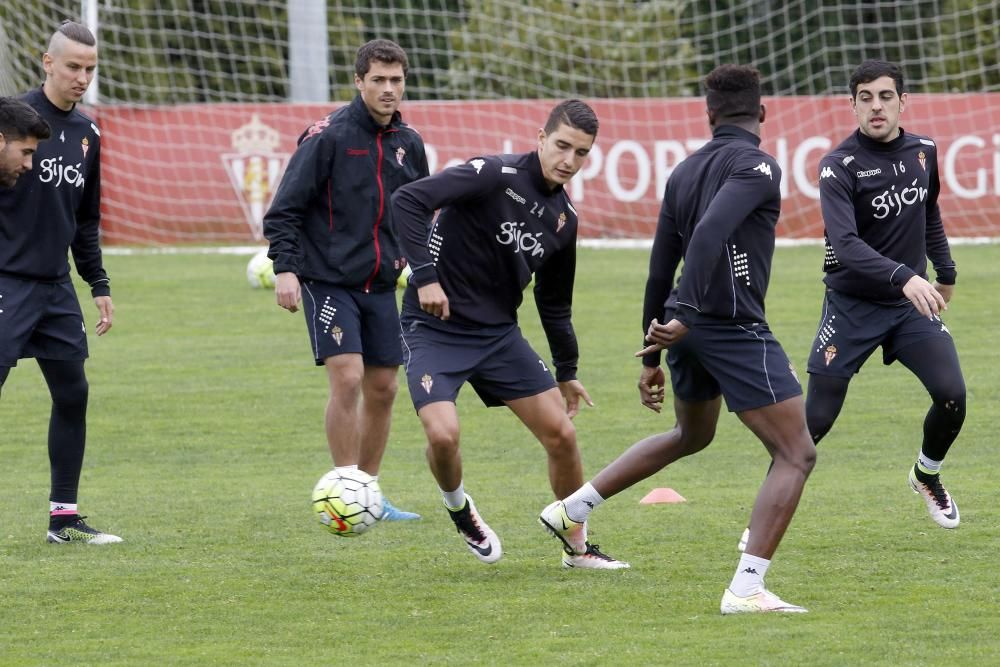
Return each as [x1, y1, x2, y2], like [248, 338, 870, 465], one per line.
[222, 114, 289, 240]
[331, 326, 343, 346]
[557, 212, 567, 232]
[824, 345, 838, 366]
[421, 373, 433, 394]
[81, 136, 89, 159]
[396, 147, 406, 166]
[918, 151, 926, 171]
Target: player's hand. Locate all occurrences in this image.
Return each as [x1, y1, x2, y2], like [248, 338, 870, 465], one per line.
[558, 379, 594, 419]
[903, 275, 947, 319]
[275, 272, 301, 313]
[417, 282, 450, 320]
[635, 318, 689, 356]
[637, 365, 666, 413]
[93, 295, 114, 336]
[933, 281, 954, 304]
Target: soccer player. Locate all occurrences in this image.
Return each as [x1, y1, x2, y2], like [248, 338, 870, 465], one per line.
[0, 97, 50, 188]
[0, 21, 121, 544]
[264, 39, 426, 521]
[802, 61, 964, 527]
[538, 67, 816, 612]
[392, 100, 627, 569]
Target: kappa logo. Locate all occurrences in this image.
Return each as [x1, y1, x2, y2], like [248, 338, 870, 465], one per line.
[856, 168, 882, 179]
[752, 162, 773, 180]
[469, 158, 486, 174]
[304, 117, 330, 140]
[504, 187, 526, 205]
[820, 166, 836, 180]
[421, 373, 433, 394]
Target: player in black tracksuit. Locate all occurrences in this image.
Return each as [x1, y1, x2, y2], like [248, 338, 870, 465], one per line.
[263, 40, 426, 521]
[802, 60, 965, 529]
[549, 67, 815, 614]
[392, 100, 627, 569]
[0, 22, 120, 544]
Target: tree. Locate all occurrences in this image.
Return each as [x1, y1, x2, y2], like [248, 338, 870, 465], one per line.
[445, 0, 698, 99]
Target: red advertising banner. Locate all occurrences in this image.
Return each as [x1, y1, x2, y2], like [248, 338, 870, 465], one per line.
[96, 94, 1000, 243]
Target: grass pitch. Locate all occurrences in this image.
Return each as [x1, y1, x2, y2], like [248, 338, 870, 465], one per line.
[1, 245, 997, 665]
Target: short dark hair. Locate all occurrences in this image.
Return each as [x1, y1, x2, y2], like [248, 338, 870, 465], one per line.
[704, 64, 761, 122]
[0, 97, 51, 142]
[849, 60, 904, 98]
[543, 99, 599, 137]
[355, 39, 408, 79]
[55, 19, 97, 47]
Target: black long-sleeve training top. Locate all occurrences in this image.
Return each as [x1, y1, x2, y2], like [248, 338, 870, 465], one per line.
[818, 128, 955, 304]
[642, 125, 782, 367]
[0, 87, 108, 296]
[264, 95, 428, 292]
[392, 151, 581, 382]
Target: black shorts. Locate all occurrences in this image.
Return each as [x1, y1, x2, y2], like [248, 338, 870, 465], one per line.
[400, 317, 556, 411]
[806, 289, 956, 378]
[300, 281, 402, 366]
[667, 320, 802, 413]
[0, 275, 88, 367]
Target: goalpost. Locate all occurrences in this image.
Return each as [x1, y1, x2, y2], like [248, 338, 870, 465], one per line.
[0, 0, 997, 244]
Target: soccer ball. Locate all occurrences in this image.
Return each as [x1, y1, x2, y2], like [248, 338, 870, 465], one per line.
[246, 249, 275, 289]
[311, 469, 384, 537]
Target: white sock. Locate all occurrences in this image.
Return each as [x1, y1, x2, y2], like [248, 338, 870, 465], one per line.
[334, 464, 359, 473]
[441, 483, 466, 511]
[563, 482, 604, 523]
[729, 553, 770, 597]
[50, 501, 78, 516]
[917, 452, 942, 475]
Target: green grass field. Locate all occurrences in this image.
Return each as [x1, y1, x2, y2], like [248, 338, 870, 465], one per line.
[1, 245, 998, 665]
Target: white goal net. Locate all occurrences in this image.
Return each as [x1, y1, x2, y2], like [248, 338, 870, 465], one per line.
[1, 0, 997, 243]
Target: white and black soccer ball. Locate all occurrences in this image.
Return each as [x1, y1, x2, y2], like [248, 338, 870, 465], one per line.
[246, 249, 275, 289]
[311, 469, 384, 537]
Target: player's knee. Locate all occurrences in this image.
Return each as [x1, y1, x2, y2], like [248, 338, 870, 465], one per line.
[539, 419, 577, 455]
[930, 382, 966, 420]
[50, 376, 89, 413]
[778, 440, 816, 476]
[677, 424, 715, 453]
[424, 424, 460, 455]
[366, 376, 398, 406]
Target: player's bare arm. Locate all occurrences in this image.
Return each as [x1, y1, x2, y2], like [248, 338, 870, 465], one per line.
[416, 282, 450, 320]
[558, 379, 593, 419]
[274, 271, 301, 312]
[93, 295, 113, 335]
[636, 317, 689, 356]
[933, 281, 954, 304]
[902, 274, 947, 318]
[636, 365, 665, 413]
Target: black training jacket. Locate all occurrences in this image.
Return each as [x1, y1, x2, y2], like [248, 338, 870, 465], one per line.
[818, 128, 955, 304]
[393, 151, 581, 382]
[0, 87, 108, 296]
[264, 95, 428, 292]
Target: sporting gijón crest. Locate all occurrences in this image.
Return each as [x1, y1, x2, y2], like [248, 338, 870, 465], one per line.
[222, 113, 289, 240]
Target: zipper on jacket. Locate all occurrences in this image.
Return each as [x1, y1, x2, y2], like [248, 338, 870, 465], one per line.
[364, 127, 398, 293]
